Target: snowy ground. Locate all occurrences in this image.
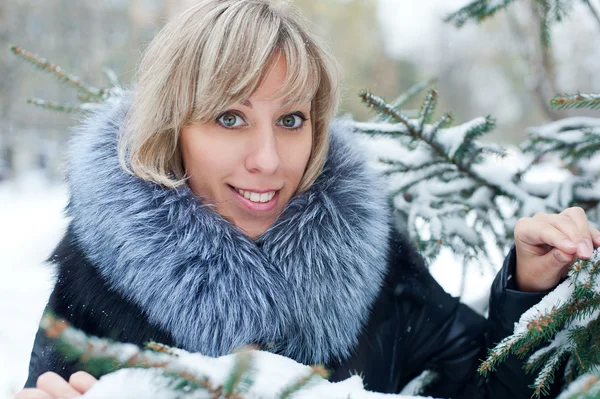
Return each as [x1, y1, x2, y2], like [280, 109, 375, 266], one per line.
[0, 174, 67, 398]
[0, 171, 498, 398]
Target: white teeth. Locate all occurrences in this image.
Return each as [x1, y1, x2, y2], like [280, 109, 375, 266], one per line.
[235, 188, 276, 203]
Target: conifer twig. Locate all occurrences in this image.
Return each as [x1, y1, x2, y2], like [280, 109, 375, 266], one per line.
[277, 365, 329, 399]
[10, 45, 102, 97]
[549, 93, 600, 111]
[41, 310, 220, 395]
[26, 98, 84, 113]
[359, 91, 535, 204]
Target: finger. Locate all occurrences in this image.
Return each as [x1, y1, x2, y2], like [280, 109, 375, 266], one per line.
[69, 371, 98, 394]
[516, 218, 578, 255]
[544, 213, 592, 258]
[535, 212, 582, 245]
[37, 372, 82, 399]
[590, 225, 600, 248]
[14, 388, 53, 399]
[549, 247, 577, 267]
[561, 207, 594, 254]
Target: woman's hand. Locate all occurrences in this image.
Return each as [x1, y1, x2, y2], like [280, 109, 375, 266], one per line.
[514, 207, 600, 292]
[15, 371, 97, 399]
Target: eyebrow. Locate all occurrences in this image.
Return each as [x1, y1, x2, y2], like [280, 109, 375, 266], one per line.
[240, 99, 308, 110]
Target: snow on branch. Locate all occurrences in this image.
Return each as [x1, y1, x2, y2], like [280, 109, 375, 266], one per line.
[523, 117, 600, 171]
[354, 89, 599, 268]
[479, 250, 600, 398]
[40, 310, 436, 399]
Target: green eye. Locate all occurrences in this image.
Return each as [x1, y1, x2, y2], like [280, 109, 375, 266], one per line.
[218, 112, 243, 128]
[280, 114, 304, 129]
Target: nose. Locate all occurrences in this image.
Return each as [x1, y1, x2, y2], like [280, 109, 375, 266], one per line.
[245, 127, 280, 175]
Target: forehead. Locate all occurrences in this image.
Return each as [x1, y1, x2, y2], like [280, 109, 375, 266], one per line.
[229, 54, 315, 111]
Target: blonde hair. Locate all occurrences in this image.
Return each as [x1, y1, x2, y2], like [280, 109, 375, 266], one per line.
[119, 0, 341, 192]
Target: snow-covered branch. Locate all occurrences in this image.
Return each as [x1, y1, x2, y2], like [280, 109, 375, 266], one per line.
[40, 311, 437, 399]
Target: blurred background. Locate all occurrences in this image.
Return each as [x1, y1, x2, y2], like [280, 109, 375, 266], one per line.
[2, 0, 599, 181]
[1, 0, 599, 396]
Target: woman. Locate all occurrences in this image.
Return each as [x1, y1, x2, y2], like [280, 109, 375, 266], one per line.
[16, 0, 600, 398]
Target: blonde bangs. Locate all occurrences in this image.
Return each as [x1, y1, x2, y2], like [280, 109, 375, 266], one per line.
[190, 5, 320, 124]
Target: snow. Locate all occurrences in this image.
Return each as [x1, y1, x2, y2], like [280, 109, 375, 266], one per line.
[527, 117, 600, 138]
[556, 368, 600, 399]
[82, 360, 429, 399]
[435, 117, 486, 159]
[0, 173, 67, 398]
[513, 278, 575, 336]
[29, 317, 438, 399]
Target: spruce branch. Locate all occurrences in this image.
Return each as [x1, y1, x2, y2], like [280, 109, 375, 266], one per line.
[38, 310, 428, 398]
[479, 250, 600, 398]
[550, 93, 600, 111]
[276, 366, 329, 399]
[444, 0, 516, 28]
[390, 78, 437, 110]
[356, 89, 579, 267]
[417, 89, 438, 131]
[9, 45, 123, 114]
[26, 98, 86, 113]
[222, 347, 256, 397]
[40, 309, 224, 396]
[522, 117, 600, 172]
[445, 0, 586, 47]
[10, 45, 103, 97]
[359, 90, 417, 136]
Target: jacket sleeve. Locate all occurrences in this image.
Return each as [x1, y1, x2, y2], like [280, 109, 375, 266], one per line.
[416, 245, 562, 399]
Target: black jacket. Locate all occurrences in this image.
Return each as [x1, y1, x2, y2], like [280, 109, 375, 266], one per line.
[24, 226, 558, 398]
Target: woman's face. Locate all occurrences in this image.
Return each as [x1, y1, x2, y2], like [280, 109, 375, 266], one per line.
[180, 57, 313, 239]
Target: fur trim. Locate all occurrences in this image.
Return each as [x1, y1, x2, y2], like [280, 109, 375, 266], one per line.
[66, 93, 390, 365]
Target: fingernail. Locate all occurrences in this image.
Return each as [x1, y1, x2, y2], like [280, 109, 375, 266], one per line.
[595, 235, 600, 245]
[578, 242, 592, 258]
[587, 239, 593, 252]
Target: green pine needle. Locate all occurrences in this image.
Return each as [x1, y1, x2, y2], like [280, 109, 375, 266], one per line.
[222, 348, 256, 397]
[417, 89, 438, 131]
[10, 45, 102, 97]
[444, 0, 516, 28]
[277, 366, 329, 399]
[26, 98, 83, 113]
[389, 78, 437, 110]
[549, 93, 600, 110]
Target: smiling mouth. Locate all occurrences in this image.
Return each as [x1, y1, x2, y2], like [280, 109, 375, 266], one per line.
[228, 185, 281, 211]
[232, 187, 277, 203]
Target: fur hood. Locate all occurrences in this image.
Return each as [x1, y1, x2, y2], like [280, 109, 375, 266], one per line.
[65, 94, 391, 365]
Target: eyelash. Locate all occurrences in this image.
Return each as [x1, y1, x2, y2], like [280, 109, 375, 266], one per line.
[215, 111, 308, 131]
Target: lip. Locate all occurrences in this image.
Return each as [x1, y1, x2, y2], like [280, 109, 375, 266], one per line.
[229, 185, 280, 213]
[232, 187, 281, 194]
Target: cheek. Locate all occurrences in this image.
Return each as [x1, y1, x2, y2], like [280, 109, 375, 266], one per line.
[180, 130, 234, 196]
[283, 132, 313, 182]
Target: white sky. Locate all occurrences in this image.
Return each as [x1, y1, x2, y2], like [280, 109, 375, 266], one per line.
[376, 0, 471, 60]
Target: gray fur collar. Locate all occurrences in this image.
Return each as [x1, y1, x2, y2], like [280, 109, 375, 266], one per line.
[66, 94, 390, 365]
